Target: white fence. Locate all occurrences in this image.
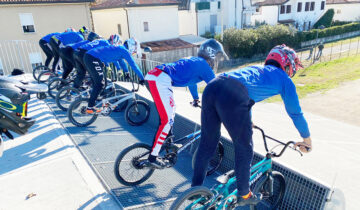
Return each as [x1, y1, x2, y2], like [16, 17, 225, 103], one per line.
[0, 40, 44, 75]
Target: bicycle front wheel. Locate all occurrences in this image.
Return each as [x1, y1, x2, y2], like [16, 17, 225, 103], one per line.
[192, 141, 224, 176]
[33, 65, 50, 80]
[67, 97, 98, 127]
[38, 70, 56, 84]
[48, 77, 66, 99]
[253, 171, 285, 210]
[125, 100, 150, 126]
[56, 86, 81, 111]
[170, 186, 213, 210]
[114, 143, 155, 186]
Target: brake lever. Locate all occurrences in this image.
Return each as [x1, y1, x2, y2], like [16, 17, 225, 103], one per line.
[290, 145, 303, 157]
[189, 102, 201, 108]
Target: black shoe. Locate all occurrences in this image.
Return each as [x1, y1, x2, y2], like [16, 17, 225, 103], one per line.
[237, 192, 262, 206]
[149, 157, 166, 169]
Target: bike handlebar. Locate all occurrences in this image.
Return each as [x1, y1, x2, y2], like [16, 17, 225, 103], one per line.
[253, 125, 303, 157]
[189, 101, 201, 108]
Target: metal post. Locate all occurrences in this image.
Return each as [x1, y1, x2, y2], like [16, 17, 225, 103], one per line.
[330, 43, 333, 61]
[348, 38, 351, 57]
[356, 37, 360, 55]
[15, 41, 25, 70]
[339, 40, 343, 58]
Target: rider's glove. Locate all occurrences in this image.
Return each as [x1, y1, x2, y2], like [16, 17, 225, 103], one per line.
[191, 99, 200, 107]
[139, 80, 145, 86]
[124, 72, 130, 80]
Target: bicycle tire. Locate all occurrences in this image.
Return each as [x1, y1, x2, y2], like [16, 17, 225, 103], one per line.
[106, 89, 128, 112]
[67, 97, 98, 127]
[48, 77, 66, 99]
[37, 70, 56, 84]
[170, 186, 213, 210]
[253, 171, 285, 210]
[33, 65, 50, 80]
[56, 86, 81, 111]
[114, 143, 155, 186]
[124, 100, 150, 126]
[192, 141, 225, 176]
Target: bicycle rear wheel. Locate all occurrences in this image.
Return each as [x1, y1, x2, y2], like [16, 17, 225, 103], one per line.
[192, 141, 224, 176]
[124, 100, 150, 126]
[48, 77, 67, 99]
[114, 143, 155, 186]
[169, 186, 213, 210]
[33, 65, 50, 80]
[253, 171, 285, 210]
[56, 86, 81, 111]
[67, 97, 98, 127]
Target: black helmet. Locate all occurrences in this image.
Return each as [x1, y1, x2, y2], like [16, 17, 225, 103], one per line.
[87, 32, 100, 42]
[198, 39, 228, 68]
[0, 107, 35, 135]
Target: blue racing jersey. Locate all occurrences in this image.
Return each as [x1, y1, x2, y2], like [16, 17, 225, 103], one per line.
[78, 39, 110, 51]
[156, 57, 215, 100]
[86, 45, 144, 80]
[53, 32, 84, 45]
[42, 32, 60, 43]
[68, 40, 89, 50]
[221, 65, 310, 138]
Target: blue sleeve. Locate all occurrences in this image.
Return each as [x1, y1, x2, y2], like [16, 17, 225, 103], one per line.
[118, 59, 129, 73]
[189, 84, 199, 100]
[119, 49, 144, 80]
[114, 62, 121, 71]
[201, 65, 216, 83]
[280, 78, 310, 138]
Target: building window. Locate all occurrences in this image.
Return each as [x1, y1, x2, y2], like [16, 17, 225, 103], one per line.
[321, 1, 325, 10]
[143, 22, 149, 32]
[117, 24, 122, 36]
[303, 22, 307, 31]
[28, 52, 42, 69]
[286, 5, 291, 13]
[218, 1, 221, 9]
[19, 13, 35, 33]
[0, 58, 3, 76]
[305, 2, 310, 11]
[297, 2, 302, 12]
[280, 5, 285, 14]
[308, 21, 311, 30]
[195, 2, 210, 11]
[310, 2, 315, 11]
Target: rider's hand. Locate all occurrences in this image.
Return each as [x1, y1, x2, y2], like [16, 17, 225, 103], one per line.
[295, 137, 312, 153]
[139, 80, 145, 86]
[191, 99, 200, 107]
[124, 72, 130, 80]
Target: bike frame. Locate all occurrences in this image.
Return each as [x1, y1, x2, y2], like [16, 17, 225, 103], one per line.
[94, 91, 136, 111]
[172, 130, 201, 154]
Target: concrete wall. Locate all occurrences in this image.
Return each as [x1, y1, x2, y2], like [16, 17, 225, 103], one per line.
[179, 4, 197, 35]
[251, 6, 278, 25]
[0, 3, 92, 41]
[300, 30, 360, 47]
[127, 6, 179, 42]
[91, 8, 129, 40]
[327, 4, 360, 21]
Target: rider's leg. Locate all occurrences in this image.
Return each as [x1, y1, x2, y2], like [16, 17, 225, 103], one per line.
[192, 77, 221, 187]
[73, 50, 87, 89]
[145, 70, 175, 167]
[39, 39, 53, 68]
[84, 54, 103, 110]
[49, 38, 60, 72]
[59, 47, 74, 80]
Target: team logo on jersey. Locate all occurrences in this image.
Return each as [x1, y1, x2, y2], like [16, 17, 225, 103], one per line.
[169, 97, 174, 108]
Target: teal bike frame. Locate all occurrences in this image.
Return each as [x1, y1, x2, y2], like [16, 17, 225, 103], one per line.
[186, 125, 300, 209]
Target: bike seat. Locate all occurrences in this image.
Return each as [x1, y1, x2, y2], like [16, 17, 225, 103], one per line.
[216, 170, 235, 184]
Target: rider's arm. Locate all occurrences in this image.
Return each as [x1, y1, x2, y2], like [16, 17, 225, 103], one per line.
[189, 84, 199, 100]
[280, 78, 310, 138]
[117, 60, 129, 73]
[118, 48, 144, 80]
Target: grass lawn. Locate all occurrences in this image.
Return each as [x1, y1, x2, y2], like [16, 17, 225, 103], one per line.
[324, 35, 360, 48]
[266, 54, 360, 102]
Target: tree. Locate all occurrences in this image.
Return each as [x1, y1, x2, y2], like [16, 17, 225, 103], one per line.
[314, 9, 335, 29]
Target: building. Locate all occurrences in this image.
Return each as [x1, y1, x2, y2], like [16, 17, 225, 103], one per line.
[327, 0, 360, 21]
[91, 0, 180, 42]
[178, 0, 255, 37]
[0, 0, 94, 74]
[251, 0, 326, 30]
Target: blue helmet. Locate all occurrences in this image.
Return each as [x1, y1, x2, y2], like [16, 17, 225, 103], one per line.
[65, 27, 76, 32]
[109, 34, 122, 46]
[87, 32, 100, 42]
[198, 39, 228, 68]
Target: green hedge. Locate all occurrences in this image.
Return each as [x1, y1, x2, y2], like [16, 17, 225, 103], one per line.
[300, 22, 360, 41]
[219, 25, 299, 58]
[313, 9, 335, 29]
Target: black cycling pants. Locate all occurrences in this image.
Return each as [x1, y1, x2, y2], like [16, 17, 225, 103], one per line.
[39, 39, 53, 68]
[83, 54, 104, 107]
[49, 38, 60, 71]
[59, 46, 75, 80]
[73, 49, 88, 88]
[192, 75, 254, 196]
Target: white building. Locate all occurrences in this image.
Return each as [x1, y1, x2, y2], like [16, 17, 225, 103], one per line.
[327, 0, 360, 21]
[91, 0, 180, 42]
[178, 0, 255, 37]
[252, 0, 326, 30]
